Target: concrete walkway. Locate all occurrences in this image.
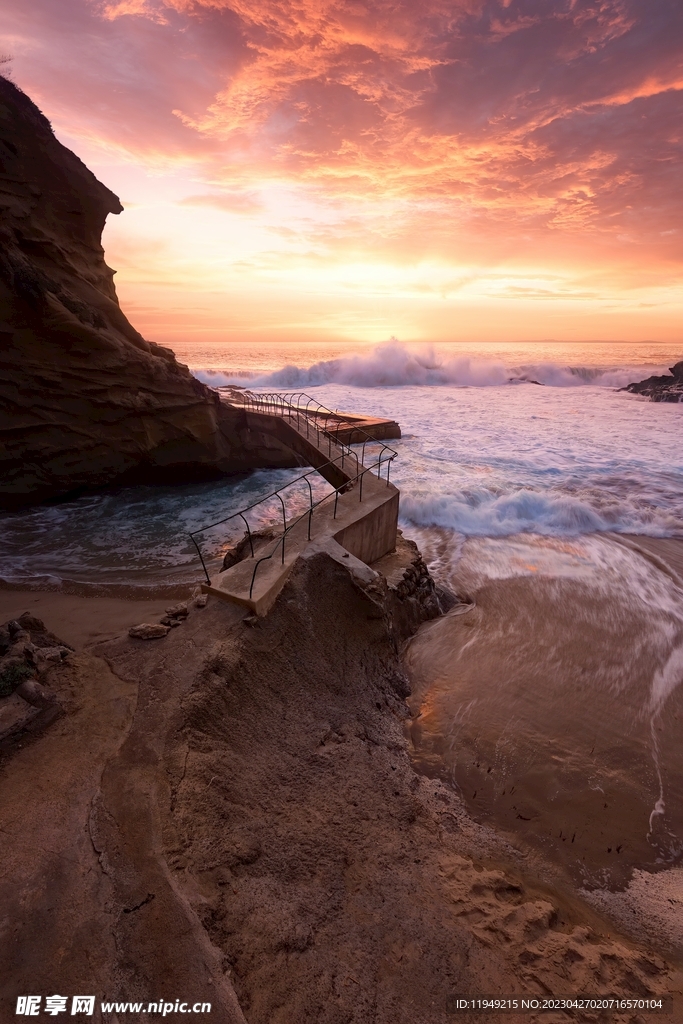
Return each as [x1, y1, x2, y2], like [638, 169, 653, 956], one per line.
[204, 399, 400, 615]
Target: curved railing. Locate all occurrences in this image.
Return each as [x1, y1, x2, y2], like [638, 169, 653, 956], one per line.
[233, 388, 398, 467]
[189, 389, 398, 592]
[245, 450, 392, 598]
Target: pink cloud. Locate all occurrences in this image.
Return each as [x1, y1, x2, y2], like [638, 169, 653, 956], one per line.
[1, 0, 681, 325]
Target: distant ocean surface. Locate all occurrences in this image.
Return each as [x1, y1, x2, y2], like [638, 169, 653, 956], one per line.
[1, 339, 682, 593]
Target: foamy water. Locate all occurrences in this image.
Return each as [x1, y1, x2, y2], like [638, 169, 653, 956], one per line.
[193, 339, 683, 540]
[0, 340, 681, 591]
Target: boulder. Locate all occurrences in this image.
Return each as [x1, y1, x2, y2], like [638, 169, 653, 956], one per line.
[128, 623, 171, 640]
[164, 603, 189, 619]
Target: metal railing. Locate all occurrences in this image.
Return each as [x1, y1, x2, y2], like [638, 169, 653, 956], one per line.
[232, 388, 398, 471]
[245, 450, 392, 598]
[189, 389, 399, 594]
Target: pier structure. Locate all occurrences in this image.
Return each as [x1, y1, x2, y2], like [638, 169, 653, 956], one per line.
[190, 390, 401, 616]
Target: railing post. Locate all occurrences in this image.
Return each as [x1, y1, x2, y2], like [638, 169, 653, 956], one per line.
[189, 534, 211, 586]
[304, 398, 314, 438]
[314, 403, 323, 446]
[239, 514, 255, 557]
[276, 493, 287, 533]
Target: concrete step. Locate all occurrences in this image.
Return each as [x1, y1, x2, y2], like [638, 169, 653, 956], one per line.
[203, 473, 399, 615]
[204, 394, 400, 615]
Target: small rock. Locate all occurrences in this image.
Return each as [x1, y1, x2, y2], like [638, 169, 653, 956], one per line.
[17, 613, 46, 632]
[160, 617, 181, 627]
[8, 628, 30, 644]
[36, 646, 70, 664]
[194, 593, 208, 608]
[128, 623, 170, 640]
[164, 602, 189, 619]
[15, 676, 56, 708]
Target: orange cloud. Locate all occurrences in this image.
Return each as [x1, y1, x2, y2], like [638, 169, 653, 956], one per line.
[3, 0, 681, 343]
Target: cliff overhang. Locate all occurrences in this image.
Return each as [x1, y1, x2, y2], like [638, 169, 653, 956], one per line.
[0, 75, 295, 510]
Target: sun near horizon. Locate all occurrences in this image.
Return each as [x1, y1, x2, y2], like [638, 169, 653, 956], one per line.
[2, 0, 682, 349]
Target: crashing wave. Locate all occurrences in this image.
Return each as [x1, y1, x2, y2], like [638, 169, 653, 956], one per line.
[191, 340, 667, 390]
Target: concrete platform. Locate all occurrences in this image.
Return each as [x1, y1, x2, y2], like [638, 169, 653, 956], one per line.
[203, 389, 400, 615]
[203, 474, 399, 616]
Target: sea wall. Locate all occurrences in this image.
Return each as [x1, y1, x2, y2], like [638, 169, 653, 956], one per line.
[0, 76, 295, 509]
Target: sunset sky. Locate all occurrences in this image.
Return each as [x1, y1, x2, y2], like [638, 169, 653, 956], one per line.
[1, 0, 682, 346]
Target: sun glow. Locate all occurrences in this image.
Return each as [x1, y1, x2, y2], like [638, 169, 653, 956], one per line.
[4, 0, 681, 345]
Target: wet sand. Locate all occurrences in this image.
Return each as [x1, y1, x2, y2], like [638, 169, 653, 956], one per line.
[2, 548, 683, 1018]
[405, 533, 683, 957]
[0, 589, 173, 649]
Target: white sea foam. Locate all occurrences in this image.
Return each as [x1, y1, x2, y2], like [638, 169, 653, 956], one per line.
[191, 340, 668, 390]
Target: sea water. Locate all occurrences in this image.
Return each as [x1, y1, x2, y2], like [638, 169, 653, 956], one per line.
[0, 339, 681, 592]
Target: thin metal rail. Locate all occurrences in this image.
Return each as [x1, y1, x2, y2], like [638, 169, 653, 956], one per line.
[246, 452, 393, 598]
[189, 389, 398, 588]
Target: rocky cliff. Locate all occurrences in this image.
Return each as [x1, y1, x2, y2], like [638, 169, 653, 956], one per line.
[622, 360, 683, 402]
[0, 76, 294, 509]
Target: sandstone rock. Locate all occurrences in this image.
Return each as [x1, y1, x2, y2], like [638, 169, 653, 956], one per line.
[164, 603, 189, 619]
[0, 76, 297, 509]
[128, 623, 170, 640]
[15, 676, 55, 708]
[35, 646, 70, 664]
[221, 526, 279, 570]
[193, 594, 208, 608]
[17, 613, 47, 632]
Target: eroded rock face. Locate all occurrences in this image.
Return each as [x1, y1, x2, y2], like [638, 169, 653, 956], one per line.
[622, 360, 683, 403]
[0, 76, 294, 508]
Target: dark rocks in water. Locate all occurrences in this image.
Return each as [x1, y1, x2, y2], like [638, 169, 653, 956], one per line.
[621, 359, 683, 403]
[0, 76, 296, 510]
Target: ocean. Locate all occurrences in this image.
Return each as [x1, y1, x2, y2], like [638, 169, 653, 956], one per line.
[1, 338, 680, 595]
